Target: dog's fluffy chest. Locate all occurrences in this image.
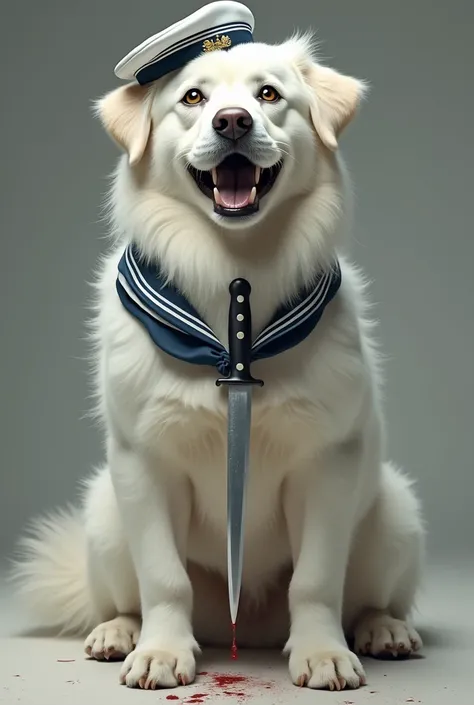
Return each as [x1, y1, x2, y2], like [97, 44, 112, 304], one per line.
[98, 251, 368, 464]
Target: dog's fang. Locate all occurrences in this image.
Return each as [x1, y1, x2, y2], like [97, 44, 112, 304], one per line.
[212, 168, 218, 185]
[255, 166, 261, 184]
[214, 187, 224, 207]
[249, 187, 257, 205]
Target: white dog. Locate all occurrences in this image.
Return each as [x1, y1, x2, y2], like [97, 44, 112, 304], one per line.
[13, 34, 424, 692]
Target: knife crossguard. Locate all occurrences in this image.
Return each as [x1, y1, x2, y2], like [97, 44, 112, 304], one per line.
[216, 279, 264, 388]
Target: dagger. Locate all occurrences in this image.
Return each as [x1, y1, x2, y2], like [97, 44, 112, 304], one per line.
[216, 279, 263, 645]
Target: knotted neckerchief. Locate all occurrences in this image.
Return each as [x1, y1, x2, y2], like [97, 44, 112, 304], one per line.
[116, 244, 341, 377]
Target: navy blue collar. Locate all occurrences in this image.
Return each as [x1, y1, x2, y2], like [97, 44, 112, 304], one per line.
[116, 245, 341, 377]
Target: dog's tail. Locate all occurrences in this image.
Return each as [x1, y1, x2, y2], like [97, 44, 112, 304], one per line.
[10, 506, 95, 634]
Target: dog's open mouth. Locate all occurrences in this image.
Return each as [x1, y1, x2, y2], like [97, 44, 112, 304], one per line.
[188, 155, 282, 217]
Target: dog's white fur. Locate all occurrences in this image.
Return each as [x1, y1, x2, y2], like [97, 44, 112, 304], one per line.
[13, 36, 425, 691]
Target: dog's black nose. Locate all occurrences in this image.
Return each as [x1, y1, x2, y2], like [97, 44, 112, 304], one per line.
[212, 108, 253, 140]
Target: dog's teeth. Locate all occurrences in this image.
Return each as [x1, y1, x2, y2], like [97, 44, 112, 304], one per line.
[214, 187, 224, 206]
[212, 168, 218, 185]
[249, 186, 257, 205]
[255, 166, 261, 184]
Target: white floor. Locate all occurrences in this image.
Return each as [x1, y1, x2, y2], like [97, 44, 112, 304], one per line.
[0, 564, 472, 705]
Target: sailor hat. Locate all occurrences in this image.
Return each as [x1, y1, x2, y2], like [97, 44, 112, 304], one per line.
[114, 1, 255, 86]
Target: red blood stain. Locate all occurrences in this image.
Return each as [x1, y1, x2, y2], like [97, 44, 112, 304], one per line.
[231, 622, 238, 660]
[193, 672, 262, 700]
[188, 695, 208, 699]
[212, 674, 248, 688]
[166, 697, 179, 701]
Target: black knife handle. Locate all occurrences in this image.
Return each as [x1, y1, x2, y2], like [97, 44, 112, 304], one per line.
[216, 279, 264, 387]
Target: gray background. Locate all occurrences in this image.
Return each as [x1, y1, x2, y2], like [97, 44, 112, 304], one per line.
[1, 0, 473, 567]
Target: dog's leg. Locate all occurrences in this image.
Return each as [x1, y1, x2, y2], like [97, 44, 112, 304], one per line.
[284, 437, 374, 690]
[345, 461, 424, 658]
[109, 440, 198, 689]
[82, 467, 141, 661]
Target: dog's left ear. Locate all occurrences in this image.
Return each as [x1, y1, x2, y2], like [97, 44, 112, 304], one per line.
[95, 83, 153, 166]
[303, 64, 368, 151]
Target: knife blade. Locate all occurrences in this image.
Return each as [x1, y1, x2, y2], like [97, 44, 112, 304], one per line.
[216, 279, 263, 629]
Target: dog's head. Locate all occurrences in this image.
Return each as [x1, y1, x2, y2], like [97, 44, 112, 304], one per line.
[97, 36, 366, 234]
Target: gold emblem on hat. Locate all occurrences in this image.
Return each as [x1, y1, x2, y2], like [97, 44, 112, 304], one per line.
[203, 34, 232, 52]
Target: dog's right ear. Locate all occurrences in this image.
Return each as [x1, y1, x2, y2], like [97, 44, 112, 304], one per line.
[94, 84, 153, 166]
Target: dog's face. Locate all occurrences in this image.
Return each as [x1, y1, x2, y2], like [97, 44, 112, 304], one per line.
[98, 37, 365, 231]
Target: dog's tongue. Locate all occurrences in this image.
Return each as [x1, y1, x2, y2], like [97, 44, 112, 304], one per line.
[216, 162, 255, 209]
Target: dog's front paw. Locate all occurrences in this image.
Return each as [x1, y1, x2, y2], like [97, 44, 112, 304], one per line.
[119, 643, 196, 689]
[288, 646, 366, 690]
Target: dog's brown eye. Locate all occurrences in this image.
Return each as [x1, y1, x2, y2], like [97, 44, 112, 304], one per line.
[258, 85, 281, 102]
[182, 89, 205, 106]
